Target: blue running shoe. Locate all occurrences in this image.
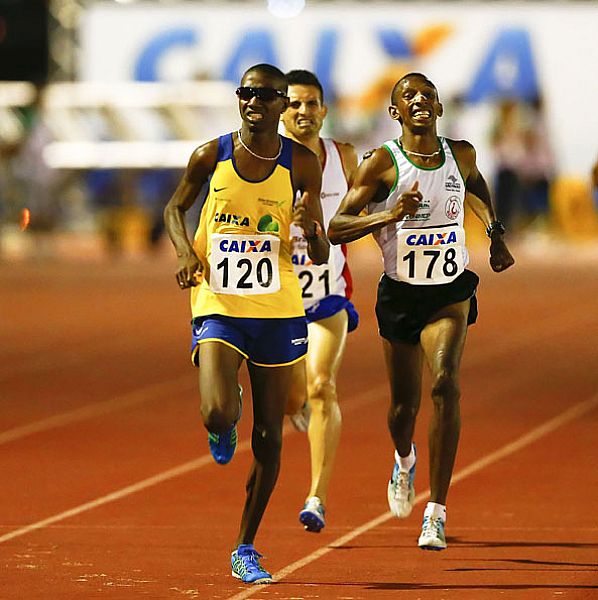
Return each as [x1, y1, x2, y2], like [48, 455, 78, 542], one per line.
[208, 386, 242, 465]
[387, 444, 416, 518]
[418, 514, 447, 550]
[231, 544, 272, 584]
[299, 496, 325, 533]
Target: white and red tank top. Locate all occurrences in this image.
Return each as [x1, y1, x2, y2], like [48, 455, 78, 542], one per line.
[291, 138, 353, 308]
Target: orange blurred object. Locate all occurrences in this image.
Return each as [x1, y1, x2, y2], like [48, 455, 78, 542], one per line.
[20, 208, 30, 231]
[413, 24, 454, 56]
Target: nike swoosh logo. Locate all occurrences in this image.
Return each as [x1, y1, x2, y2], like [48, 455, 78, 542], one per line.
[214, 187, 227, 193]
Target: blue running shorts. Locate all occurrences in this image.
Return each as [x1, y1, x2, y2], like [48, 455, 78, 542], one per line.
[191, 315, 308, 367]
[305, 295, 359, 332]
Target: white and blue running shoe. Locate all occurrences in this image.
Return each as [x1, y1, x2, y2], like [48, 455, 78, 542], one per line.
[387, 444, 416, 518]
[418, 514, 447, 550]
[299, 496, 326, 533]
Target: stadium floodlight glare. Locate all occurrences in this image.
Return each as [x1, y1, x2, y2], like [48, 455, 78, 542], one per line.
[267, 0, 306, 19]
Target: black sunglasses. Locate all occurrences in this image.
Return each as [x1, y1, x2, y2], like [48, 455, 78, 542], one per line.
[236, 86, 287, 102]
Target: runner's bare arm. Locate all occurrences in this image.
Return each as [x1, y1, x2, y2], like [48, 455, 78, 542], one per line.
[452, 139, 515, 273]
[451, 140, 498, 229]
[164, 140, 219, 288]
[328, 148, 420, 244]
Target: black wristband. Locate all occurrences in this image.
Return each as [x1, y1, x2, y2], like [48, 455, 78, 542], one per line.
[486, 220, 506, 238]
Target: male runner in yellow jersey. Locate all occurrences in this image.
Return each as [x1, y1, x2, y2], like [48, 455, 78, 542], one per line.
[280, 70, 358, 533]
[163, 64, 329, 584]
[329, 73, 514, 551]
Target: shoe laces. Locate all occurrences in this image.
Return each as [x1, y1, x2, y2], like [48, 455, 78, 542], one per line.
[238, 547, 265, 573]
[305, 497, 324, 515]
[398, 471, 411, 490]
[392, 470, 411, 498]
[422, 515, 444, 535]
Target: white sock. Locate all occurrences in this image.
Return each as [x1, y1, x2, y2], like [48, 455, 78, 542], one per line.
[424, 502, 446, 521]
[394, 444, 416, 472]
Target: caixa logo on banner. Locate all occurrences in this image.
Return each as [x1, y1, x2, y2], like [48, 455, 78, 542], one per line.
[133, 26, 539, 103]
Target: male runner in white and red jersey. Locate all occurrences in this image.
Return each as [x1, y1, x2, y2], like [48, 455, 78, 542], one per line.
[281, 69, 358, 533]
[329, 72, 514, 550]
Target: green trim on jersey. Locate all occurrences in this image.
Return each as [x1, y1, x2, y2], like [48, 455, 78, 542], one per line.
[382, 141, 400, 194]
[397, 136, 446, 171]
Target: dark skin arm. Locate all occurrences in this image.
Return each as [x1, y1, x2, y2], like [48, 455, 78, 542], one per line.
[291, 142, 329, 265]
[328, 147, 422, 244]
[163, 139, 219, 289]
[450, 139, 515, 272]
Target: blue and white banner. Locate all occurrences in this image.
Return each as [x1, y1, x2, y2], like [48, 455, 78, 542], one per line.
[80, 2, 598, 178]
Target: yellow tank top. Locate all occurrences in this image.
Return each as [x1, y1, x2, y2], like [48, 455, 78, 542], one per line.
[191, 132, 304, 318]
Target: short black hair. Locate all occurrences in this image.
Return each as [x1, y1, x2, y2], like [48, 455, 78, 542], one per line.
[286, 69, 324, 103]
[390, 72, 437, 104]
[242, 63, 287, 92]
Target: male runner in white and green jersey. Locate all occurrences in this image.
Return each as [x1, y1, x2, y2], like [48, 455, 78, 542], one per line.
[329, 72, 514, 550]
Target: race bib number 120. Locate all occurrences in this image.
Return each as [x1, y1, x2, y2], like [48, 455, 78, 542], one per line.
[396, 226, 466, 285]
[210, 234, 281, 295]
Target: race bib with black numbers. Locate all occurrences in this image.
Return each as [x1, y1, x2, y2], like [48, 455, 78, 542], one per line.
[209, 234, 281, 295]
[396, 226, 465, 285]
[291, 244, 334, 301]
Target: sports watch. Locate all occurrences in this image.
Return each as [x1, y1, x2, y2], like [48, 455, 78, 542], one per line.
[486, 220, 506, 238]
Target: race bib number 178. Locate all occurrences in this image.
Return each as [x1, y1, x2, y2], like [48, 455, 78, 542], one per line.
[210, 234, 281, 295]
[396, 226, 465, 285]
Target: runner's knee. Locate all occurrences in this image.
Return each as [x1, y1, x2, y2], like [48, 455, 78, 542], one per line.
[251, 424, 283, 463]
[388, 398, 419, 423]
[308, 375, 336, 407]
[431, 372, 460, 407]
[201, 403, 238, 433]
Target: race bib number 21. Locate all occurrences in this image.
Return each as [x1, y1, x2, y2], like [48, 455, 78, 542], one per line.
[396, 226, 465, 285]
[210, 234, 281, 295]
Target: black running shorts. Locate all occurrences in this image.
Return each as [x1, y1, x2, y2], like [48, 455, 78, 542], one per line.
[376, 269, 479, 345]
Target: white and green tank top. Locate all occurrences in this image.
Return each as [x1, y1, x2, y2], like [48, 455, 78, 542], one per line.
[368, 137, 468, 285]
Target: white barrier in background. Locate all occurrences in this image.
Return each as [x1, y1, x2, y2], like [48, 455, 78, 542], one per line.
[79, 2, 598, 179]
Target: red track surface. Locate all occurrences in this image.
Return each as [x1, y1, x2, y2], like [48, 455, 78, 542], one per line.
[1, 241, 597, 599]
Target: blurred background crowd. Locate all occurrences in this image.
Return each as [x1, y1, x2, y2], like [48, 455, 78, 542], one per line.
[1, 0, 597, 261]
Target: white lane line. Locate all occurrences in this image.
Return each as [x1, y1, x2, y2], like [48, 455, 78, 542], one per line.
[0, 311, 591, 542]
[0, 384, 386, 546]
[0, 314, 593, 546]
[3, 309, 593, 446]
[450, 392, 598, 485]
[225, 392, 598, 600]
[0, 375, 193, 446]
[0, 450, 224, 545]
